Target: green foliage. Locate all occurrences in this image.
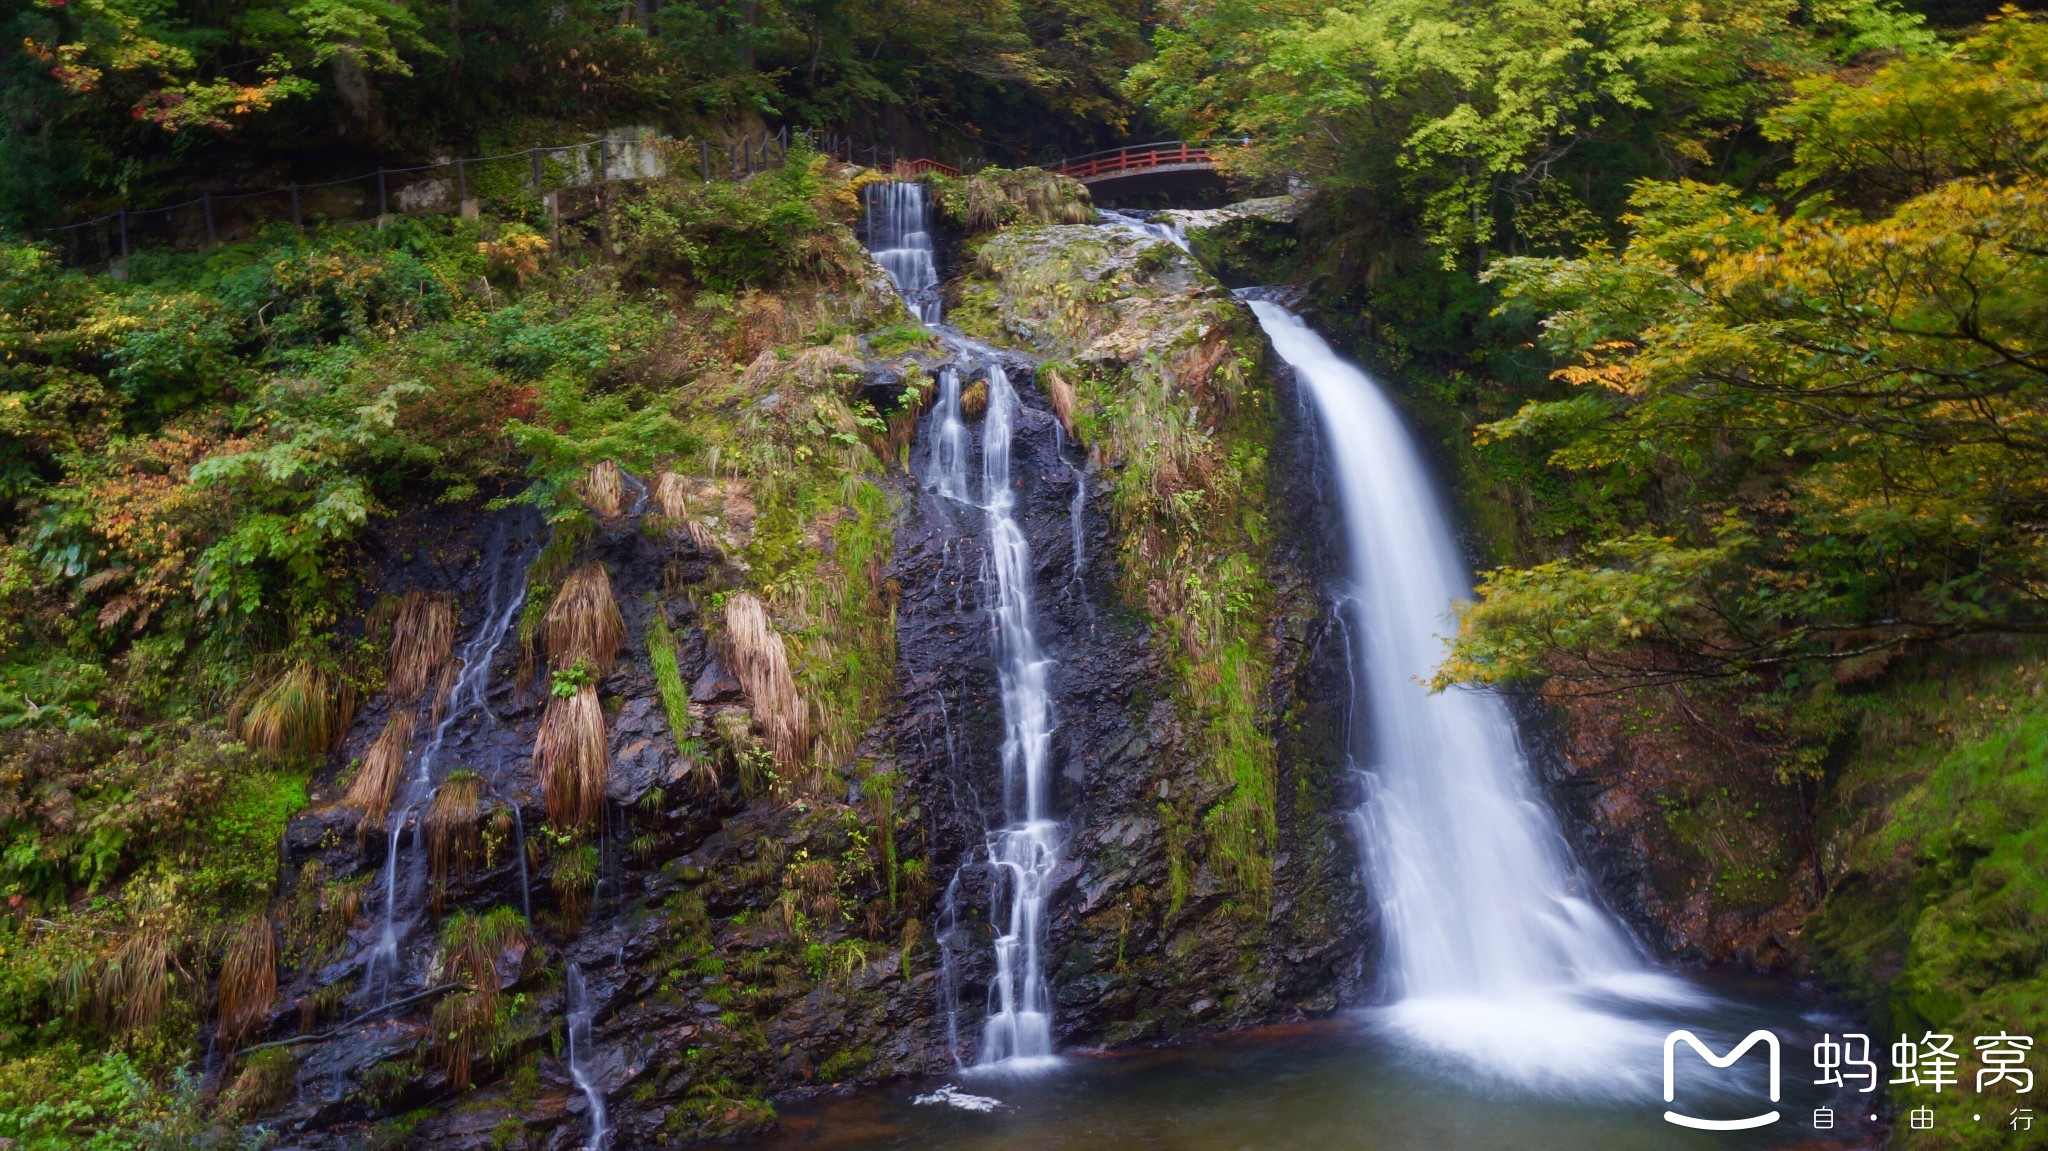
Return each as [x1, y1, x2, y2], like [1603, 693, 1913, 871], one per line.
[1448, 17, 2048, 696]
[1134, 0, 1933, 264]
[619, 150, 840, 292]
[549, 658, 596, 699]
[647, 613, 696, 759]
[927, 168, 1095, 233]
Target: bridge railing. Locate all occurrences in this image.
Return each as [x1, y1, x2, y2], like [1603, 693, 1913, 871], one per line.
[1052, 139, 1240, 180]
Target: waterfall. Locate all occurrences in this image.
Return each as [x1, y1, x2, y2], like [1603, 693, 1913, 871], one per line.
[975, 363, 1059, 1068]
[861, 182, 1062, 1069]
[1247, 301, 1691, 1093]
[865, 181, 941, 323]
[565, 963, 610, 1151]
[364, 518, 535, 1001]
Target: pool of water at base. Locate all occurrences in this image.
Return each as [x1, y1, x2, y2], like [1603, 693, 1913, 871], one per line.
[740, 975, 1887, 1151]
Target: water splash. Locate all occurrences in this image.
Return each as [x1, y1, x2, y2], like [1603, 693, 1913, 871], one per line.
[1247, 300, 1694, 1097]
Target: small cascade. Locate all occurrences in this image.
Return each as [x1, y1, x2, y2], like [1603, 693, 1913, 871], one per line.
[1247, 300, 1689, 1091]
[974, 363, 1058, 1067]
[364, 519, 537, 1002]
[1099, 208, 1189, 253]
[927, 367, 971, 501]
[565, 963, 611, 1151]
[865, 181, 942, 323]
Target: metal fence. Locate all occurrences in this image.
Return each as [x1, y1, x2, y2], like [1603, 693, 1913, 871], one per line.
[26, 125, 1007, 270]
[31, 127, 802, 269]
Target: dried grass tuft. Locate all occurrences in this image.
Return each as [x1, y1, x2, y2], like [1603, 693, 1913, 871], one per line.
[544, 564, 625, 675]
[787, 858, 840, 921]
[550, 843, 600, 929]
[577, 459, 625, 518]
[389, 591, 455, 699]
[98, 928, 172, 1035]
[216, 917, 276, 1048]
[533, 685, 608, 830]
[239, 660, 356, 757]
[428, 657, 463, 730]
[344, 710, 415, 834]
[217, 1047, 297, 1119]
[722, 593, 811, 771]
[653, 471, 691, 519]
[431, 908, 528, 1090]
[958, 380, 989, 420]
[1042, 366, 1078, 440]
[426, 771, 484, 915]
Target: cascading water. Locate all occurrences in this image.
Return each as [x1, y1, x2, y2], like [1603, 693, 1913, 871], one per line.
[866, 182, 942, 323]
[365, 519, 536, 1001]
[927, 367, 970, 501]
[863, 182, 1063, 1069]
[565, 963, 611, 1151]
[973, 362, 1058, 1067]
[1247, 300, 1692, 1094]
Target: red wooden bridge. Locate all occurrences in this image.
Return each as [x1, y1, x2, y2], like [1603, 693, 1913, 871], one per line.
[1052, 141, 1221, 183]
[1048, 141, 1220, 199]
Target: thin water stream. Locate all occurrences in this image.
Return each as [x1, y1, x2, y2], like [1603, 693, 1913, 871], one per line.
[364, 517, 536, 1001]
[566, 962, 612, 1151]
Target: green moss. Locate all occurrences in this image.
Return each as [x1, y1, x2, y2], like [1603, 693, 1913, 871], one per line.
[1807, 655, 2048, 1148]
[817, 1044, 876, 1080]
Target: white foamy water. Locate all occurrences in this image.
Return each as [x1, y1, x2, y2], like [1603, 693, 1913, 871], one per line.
[866, 181, 942, 323]
[975, 362, 1060, 1069]
[1249, 300, 1694, 1097]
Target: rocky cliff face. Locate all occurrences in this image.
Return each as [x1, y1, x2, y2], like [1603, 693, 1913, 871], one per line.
[254, 189, 1372, 1151]
[932, 219, 1372, 1046]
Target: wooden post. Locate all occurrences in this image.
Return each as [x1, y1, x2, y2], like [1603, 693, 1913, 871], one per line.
[532, 145, 543, 193]
[598, 137, 609, 181]
[202, 193, 216, 248]
[457, 158, 478, 219]
[118, 208, 128, 258]
[376, 168, 387, 218]
[289, 183, 302, 227]
[701, 140, 711, 182]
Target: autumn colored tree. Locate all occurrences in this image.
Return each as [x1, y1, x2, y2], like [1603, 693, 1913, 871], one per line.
[1441, 13, 2048, 694]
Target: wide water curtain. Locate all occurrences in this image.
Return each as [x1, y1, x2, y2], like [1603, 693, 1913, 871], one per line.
[1247, 301, 1674, 1092]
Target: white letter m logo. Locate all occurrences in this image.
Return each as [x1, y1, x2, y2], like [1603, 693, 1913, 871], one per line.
[1663, 1030, 1781, 1131]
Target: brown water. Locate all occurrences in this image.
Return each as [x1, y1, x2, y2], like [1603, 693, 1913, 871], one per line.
[743, 978, 1888, 1151]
